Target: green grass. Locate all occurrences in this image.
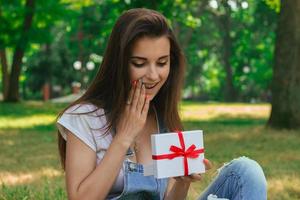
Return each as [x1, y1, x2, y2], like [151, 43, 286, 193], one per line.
[0, 101, 300, 199]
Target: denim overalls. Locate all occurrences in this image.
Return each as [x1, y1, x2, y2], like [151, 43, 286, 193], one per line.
[109, 108, 169, 200]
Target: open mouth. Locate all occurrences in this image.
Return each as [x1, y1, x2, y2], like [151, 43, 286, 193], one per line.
[144, 82, 159, 89]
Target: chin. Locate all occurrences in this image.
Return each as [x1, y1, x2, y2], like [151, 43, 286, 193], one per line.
[148, 95, 154, 101]
[147, 93, 155, 101]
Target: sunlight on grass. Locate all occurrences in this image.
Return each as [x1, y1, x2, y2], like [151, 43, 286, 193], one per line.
[268, 176, 300, 199]
[0, 168, 62, 186]
[0, 101, 299, 199]
[0, 114, 56, 129]
[180, 103, 270, 121]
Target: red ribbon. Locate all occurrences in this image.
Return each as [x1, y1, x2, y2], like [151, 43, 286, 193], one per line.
[152, 131, 204, 176]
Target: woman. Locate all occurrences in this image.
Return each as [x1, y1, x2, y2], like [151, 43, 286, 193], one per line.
[57, 8, 267, 200]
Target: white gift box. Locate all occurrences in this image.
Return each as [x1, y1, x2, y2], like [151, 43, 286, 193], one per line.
[145, 130, 205, 179]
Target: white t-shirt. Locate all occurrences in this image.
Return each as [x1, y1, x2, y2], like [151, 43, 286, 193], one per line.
[56, 103, 124, 195]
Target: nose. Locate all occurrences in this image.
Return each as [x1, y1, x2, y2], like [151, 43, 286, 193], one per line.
[145, 64, 159, 80]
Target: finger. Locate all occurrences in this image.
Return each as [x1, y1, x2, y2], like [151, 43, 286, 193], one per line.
[174, 175, 197, 183]
[174, 176, 182, 182]
[137, 83, 145, 113]
[126, 80, 136, 105]
[203, 158, 213, 170]
[141, 93, 150, 117]
[180, 176, 193, 182]
[131, 79, 142, 110]
[174, 176, 190, 182]
[190, 173, 202, 181]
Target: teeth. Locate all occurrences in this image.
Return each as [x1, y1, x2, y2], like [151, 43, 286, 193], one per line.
[144, 83, 157, 89]
[146, 84, 155, 87]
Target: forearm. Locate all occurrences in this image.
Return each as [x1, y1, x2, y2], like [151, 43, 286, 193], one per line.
[72, 134, 131, 200]
[164, 179, 191, 200]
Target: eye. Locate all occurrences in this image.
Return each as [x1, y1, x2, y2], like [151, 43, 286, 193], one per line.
[132, 62, 145, 68]
[157, 62, 167, 67]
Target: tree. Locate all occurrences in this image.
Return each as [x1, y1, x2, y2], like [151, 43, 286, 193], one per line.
[0, 0, 279, 102]
[0, 0, 69, 102]
[268, 0, 300, 129]
[1, 0, 35, 102]
[217, 0, 236, 101]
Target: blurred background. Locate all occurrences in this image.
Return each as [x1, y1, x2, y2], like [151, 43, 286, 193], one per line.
[1, 0, 300, 199]
[0, 0, 278, 103]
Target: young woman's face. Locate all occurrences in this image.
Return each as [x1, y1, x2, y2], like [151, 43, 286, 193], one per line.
[129, 36, 170, 100]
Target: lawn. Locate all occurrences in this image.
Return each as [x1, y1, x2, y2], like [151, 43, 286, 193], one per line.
[0, 101, 299, 200]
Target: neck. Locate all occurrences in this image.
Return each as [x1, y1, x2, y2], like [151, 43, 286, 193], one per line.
[148, 103, 156, 118]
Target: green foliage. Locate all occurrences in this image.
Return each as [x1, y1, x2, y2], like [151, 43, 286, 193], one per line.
[229, 1, 277, 101]
[1, 0, 279, 102]
[0, 0, 70, 48]
[264, 0, 280, 13]
[24, 25, 74, 99]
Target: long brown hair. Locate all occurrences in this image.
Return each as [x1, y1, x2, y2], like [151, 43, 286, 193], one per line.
[57, 8, 186, 170]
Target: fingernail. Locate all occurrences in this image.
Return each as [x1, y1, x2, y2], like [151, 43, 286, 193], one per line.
[203, 159, 209, 164]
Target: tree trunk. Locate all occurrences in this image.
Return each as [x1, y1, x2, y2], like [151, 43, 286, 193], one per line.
[5, 0, 35, 102]
[0, 49, 9, 99]
[219, 0, 236, 101]
[268, 0, 300, 129]
[0, 6, 9, 100]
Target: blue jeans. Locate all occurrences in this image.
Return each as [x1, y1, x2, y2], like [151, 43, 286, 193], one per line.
[198, 156, 267, 200]
[110, 156, 266, 200]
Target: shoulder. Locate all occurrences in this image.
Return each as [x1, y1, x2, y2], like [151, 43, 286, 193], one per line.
[56, 103, 109, 152]
[57, 103, 108, 132]
[58, 103, 108, 129]
[63, 103, 105, 116]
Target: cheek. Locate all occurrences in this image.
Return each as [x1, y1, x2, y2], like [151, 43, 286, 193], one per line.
[129, 66, 142, 81]
[161, 65, 170, 81]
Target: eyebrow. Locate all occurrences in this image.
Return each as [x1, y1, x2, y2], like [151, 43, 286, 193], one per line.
[130, 55, 169, 60]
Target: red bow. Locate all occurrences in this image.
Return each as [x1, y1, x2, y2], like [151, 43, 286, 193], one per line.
[152, 131, 204, 176]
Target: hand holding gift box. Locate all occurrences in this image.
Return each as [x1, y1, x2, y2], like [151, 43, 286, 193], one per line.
[146, 130, 205, 179]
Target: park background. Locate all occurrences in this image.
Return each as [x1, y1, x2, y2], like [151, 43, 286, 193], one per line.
[0, 0, 300, 199]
